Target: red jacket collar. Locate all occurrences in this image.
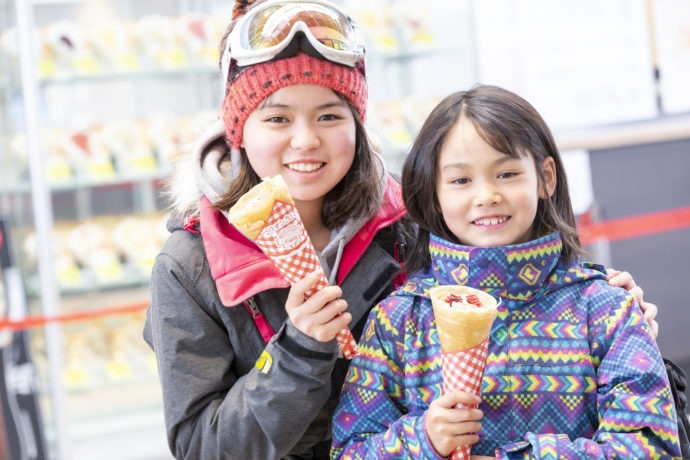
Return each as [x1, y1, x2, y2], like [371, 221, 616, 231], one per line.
[200, 175, 406, 306]
[336, 176, 406, 284]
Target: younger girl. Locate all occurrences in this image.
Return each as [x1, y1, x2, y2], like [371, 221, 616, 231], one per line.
[331, 85, 680, 459]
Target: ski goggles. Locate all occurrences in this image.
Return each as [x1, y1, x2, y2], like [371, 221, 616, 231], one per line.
[221, 0, 365, 82]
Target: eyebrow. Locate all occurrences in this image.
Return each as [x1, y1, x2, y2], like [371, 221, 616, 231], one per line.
[259, 100, 347, 111]
[441, 155, 519, 171]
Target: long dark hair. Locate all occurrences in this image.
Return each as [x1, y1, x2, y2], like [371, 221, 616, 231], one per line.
[402, 85, 584, 273]
[213, 95, 384, 229]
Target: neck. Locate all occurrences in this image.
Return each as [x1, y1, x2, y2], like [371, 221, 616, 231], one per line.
[295, 198, 330, 251]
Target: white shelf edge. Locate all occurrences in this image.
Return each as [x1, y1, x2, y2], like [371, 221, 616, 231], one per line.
[556, 113, 690, 151]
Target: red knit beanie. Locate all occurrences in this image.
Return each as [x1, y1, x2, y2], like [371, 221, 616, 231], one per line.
[222, 52, 367, 150]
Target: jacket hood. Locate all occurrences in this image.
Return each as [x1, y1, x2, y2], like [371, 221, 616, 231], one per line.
[398, 232, 607, 303]
[167, 118, 232, 218]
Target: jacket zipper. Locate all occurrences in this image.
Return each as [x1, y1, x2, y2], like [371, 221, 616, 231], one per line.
[393, 241, 408, 289]
[338, 216, 405, 283]
[246, 296, 260, 317]
[243, 297, 275, 343]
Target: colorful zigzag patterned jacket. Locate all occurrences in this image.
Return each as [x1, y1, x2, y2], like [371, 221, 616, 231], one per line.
[331, 232, 680, 459]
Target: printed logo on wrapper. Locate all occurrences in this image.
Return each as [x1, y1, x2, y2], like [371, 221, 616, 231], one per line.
[260, 210, 306, 253]
[255, 200, 360, 359]
[256, 201, 324, 287]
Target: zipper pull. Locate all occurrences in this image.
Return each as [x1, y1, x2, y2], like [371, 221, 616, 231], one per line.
[243, 297, 276, 344]
[393, 242, 408, 290]
[394, 241, 407, 264]
[246, 296, 260, 318]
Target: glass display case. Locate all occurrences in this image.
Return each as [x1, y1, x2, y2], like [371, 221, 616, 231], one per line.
[2, 1, 230, 458]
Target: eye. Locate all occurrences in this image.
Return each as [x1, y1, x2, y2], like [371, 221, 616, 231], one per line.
[265, 116, 289, 123]
[319, 113, 344, 121]
[451, 177, 471, 185]
[498, 171, 518, 179]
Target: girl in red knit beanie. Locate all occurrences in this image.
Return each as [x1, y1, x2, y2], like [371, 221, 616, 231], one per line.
[145, 1, 416, 458]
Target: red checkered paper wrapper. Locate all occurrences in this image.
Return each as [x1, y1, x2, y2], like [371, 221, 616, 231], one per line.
[430, 285, 498, 460]
[441, 340, 490, 460]
[228, 176, 360, 359]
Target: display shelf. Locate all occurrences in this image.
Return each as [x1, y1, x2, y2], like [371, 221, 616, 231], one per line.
[368, 45, 467, 62]
[0, 80, 21, 96]
[48, 170, 170, 191]
[0, 169, 170, 195]
[25, 263, 152, 298]
[39, 66, 219, 86]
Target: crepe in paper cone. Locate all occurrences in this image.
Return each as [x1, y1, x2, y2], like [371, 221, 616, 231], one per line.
[228, 175, 360, 359]
[430, 285, 498, 460]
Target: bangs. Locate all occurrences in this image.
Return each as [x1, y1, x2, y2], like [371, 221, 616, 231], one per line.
[470, 113, 529, 160]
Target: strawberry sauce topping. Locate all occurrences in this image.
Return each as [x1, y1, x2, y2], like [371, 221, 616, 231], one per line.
[466, 295, 481, 306]
[444, 292, 482, 307]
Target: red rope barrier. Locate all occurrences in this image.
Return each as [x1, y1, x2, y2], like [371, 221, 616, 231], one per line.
[1, 206, 688, 332]
[0, 301, 149, 331]
[579, 206, 690, 245]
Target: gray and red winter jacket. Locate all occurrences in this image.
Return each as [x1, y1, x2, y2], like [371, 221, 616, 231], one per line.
[143, 120, 414, 459]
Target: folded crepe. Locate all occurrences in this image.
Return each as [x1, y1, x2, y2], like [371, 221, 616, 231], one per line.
[228, 175, 360, 359]
[430, 285, 498, 353]
[227, 175, 293, 241]
[430, 285, 498, 460]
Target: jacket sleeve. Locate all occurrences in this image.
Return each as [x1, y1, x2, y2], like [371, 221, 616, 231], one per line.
[496, 286, 681, 459]
[144, 236, 338, 460]
[331, 297, 443, 459]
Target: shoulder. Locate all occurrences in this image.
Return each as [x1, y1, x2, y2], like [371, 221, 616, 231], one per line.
[153, 227, 208, 283]
[373, 291, 417, 322]
[372, 273, 433, 330]
[557, 261, 631, 308]
[559, 263, 643, 342]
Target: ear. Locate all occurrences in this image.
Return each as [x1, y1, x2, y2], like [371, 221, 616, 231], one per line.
[539, 157, 557, 199]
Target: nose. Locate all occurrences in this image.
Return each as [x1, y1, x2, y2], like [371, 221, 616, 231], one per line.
[290, 121, 320, 150]
[472, 181, 502, 206]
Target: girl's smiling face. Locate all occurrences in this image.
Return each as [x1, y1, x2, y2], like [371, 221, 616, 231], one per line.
[436, 117, 556, 247]
[241, 84, 356, 209]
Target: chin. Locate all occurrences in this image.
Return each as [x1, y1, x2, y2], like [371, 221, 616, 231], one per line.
[465, 235, 515, 248]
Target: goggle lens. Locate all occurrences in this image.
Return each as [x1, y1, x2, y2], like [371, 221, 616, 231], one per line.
[245, 3, 356, 53]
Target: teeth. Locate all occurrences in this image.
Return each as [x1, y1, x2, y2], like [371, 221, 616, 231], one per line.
[475, 216, 507, 226]
[287, 162, 323, 172]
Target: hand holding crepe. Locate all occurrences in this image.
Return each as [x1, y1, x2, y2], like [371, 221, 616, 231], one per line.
[228, 175, 360, 359]
[430, 285, 498, 460]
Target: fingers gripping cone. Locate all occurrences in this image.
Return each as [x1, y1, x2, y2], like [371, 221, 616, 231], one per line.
[430, 285, 498, 459]
[228, 175, 360, 359]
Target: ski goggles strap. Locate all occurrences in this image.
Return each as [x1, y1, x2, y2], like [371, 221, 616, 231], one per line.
[222, 0, 365, 83]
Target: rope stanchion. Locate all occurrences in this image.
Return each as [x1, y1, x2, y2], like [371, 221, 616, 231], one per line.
[0, 301, 149, 332]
